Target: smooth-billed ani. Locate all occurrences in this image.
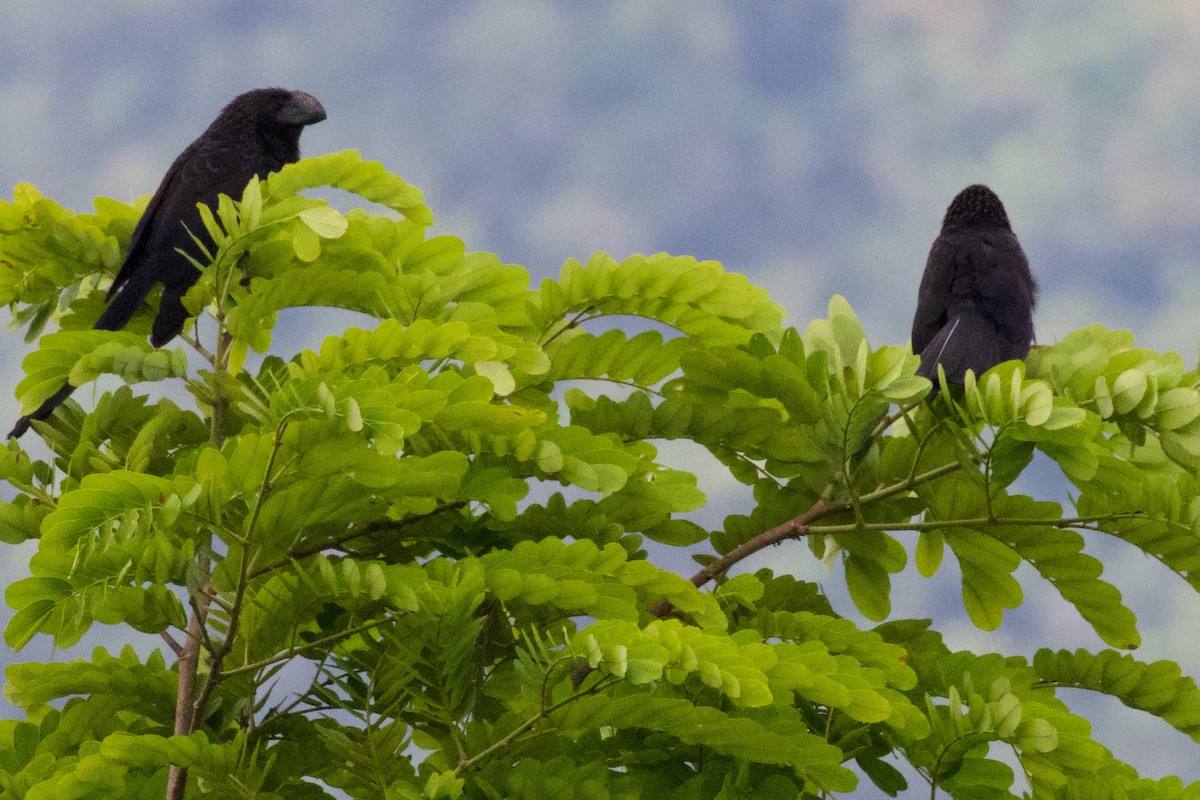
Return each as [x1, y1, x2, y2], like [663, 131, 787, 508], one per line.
[911, 184, 1037, 395]
[9, 88, 326, 438]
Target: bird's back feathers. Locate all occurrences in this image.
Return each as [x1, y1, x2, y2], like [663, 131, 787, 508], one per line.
[911, 185, 1037, 393]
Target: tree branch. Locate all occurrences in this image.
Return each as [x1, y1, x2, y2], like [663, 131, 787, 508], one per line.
[455, 674, 619, 776]
[220, 617, 388, 679]
[165, 593, 209, 800]
[656, 458, 966, 612]
[539, 306, 596, 347]
[247, 500, 469, 582]
[804, 511, 1146, 536]
[179, 328, 216, 365]
[189, 419, 288, 731]
[159, 630, 183, 658]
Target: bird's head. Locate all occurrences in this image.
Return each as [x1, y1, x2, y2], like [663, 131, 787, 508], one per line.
[217, 88, 327, 133]
[942, 184, 1011, 230]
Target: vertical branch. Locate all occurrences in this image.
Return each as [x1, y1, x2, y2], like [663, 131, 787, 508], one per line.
[189, 419, 288, 727]
[165, 598, 206, 800]
[168, 253, 233, 800]
[167, 417, 285, 800]
[208, 246, 236, 449]
[210, 328, 232, 446]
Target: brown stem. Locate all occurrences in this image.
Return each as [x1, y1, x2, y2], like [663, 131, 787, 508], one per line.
[167, 217, 241, 800]
[540, 306, 595, 347]
[159, 631, 183, 658]
[648, 459, 965, 618]
[693, 498, 836, 588]
[180, 329, 216, 365]
[165, 594, 210, 799]
[646, 497, 832, 619]
[189, 421, 287, 726]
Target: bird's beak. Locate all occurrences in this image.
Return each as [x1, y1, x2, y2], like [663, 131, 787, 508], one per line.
[278, 91, 327, 126]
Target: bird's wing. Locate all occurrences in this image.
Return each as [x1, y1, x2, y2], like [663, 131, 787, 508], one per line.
[107, 138, 202, 298]
[911, 232, 966, 354]
[109, 129, 253, 297]
[967, 230, 1036, 346]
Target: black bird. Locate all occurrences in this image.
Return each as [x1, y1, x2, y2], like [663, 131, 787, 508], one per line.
[9, 88, 326, 439]
[911, 184, 1037, 395]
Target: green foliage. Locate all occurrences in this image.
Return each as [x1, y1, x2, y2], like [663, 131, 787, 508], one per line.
[1034, 649, 1200, 745]
[0, 158, 1196, 799]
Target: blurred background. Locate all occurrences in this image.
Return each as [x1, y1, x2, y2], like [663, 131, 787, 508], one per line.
[2, 1, 1199, 793]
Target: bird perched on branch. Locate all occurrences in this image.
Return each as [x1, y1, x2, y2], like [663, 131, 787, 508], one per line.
[9, 88, 326, 439]
[911, 184, 1037, 395]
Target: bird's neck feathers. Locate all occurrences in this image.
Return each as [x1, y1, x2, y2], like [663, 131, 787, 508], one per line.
[257, 124, 303, 167]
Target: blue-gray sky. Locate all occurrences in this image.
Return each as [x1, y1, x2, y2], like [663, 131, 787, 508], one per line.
[2, 2, 1198, 791]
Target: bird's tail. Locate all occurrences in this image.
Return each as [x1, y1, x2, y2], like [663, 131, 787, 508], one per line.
[151, 284, 191, 348]
[917, 307, 1016, 390]
[94, 271, 157, 332]
[10, 271, 159, 438]
[8, 383, 78, 439]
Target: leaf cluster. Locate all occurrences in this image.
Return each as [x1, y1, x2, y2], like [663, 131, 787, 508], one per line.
[0, 157, 1197, 798]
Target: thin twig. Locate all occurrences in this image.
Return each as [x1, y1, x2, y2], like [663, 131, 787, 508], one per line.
[561, 376, 667, 398]
[159, 631, 183, 658]
[179, 329, 216, 365]
[869, 401, 921, 440]
[189, 592, 220, 653]
[540, 306, 596, 347]
[189, 420, 288, 728]
[210, 329, 232, 446]
[220, 618, 387, 678]
[165, 602, 207, 799]
[166, 210, 260, 800]
[247, 500, 469, 582]
[803, 511, 1146, 536]
[455, 675, 619, 776]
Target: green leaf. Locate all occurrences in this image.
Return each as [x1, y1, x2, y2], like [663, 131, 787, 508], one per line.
[266, 149, 433, 225]
[14, 330, 187, 413]
[554, 693, 855, 791]
[1034, 649, 1200, 745]
[988, 494, 1140, 649]
[298, 205, 349, 238]
[1156, 387, 1200, 430]
[543, 329, 693, 387]
[988, 436, 1035, 491]
[845, 555, 891, 621]
[4, 600, 56, 651]
[916, 530, 944, 577]
[536, 251, 784, 348]
[947, 527, 1023, 630]
[1111, 368, 1148, 415]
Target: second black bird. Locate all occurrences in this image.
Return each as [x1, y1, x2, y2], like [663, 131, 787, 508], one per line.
[911, 184, 1037, 394]
[9, 88, 326, 438]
